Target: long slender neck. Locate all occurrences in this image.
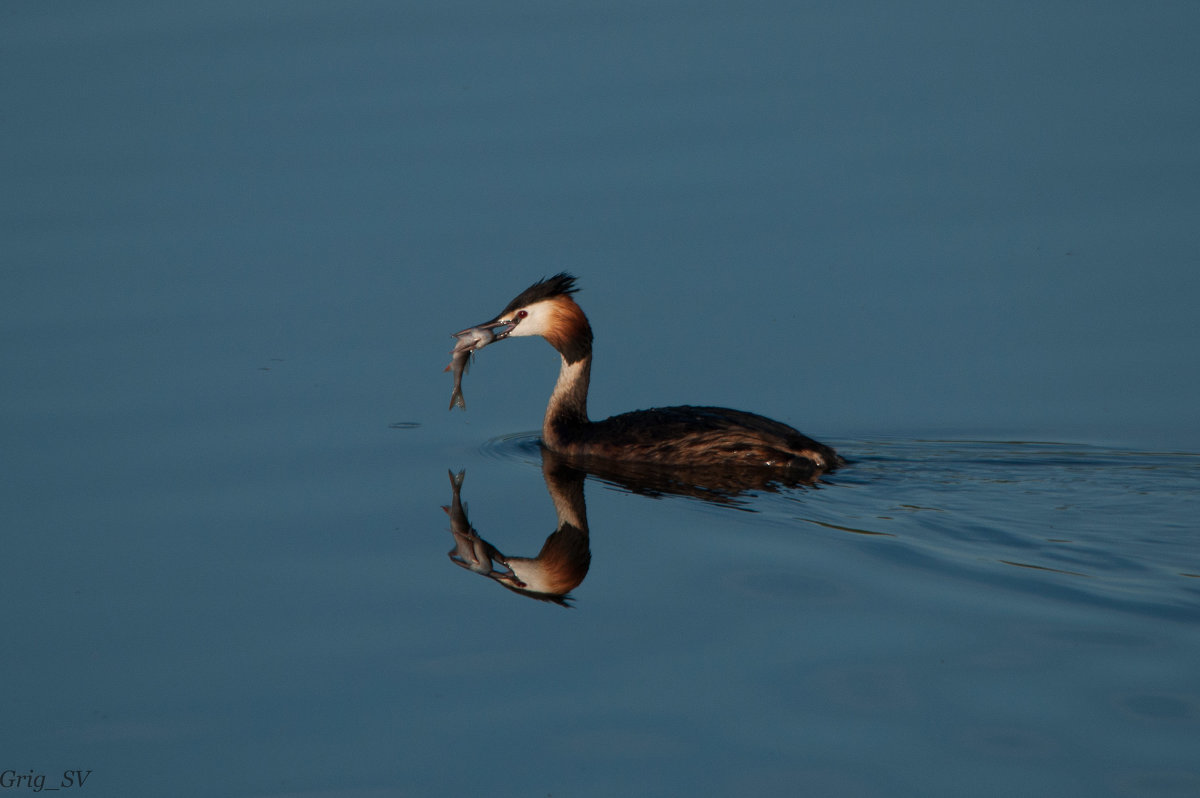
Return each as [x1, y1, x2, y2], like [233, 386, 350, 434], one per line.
[533, 295, 593, 452]
[543, 352, 591, 450]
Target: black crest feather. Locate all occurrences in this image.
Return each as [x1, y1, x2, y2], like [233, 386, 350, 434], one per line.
[501, 272, 579, 315]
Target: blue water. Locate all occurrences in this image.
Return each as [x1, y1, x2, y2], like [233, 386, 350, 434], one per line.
[3, 3, 1199, 797]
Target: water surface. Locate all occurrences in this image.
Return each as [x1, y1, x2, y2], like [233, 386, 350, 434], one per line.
[3, 2, 1199, 797]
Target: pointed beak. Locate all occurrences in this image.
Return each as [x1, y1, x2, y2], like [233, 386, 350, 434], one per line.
[453, 317, 516, 341]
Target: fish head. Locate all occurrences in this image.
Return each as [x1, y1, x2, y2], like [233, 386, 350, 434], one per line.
[449, 319, 512, 351]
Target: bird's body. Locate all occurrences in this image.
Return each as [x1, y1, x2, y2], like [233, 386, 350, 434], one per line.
[552, 404, 839, 471]
[451, 273, 841, 474]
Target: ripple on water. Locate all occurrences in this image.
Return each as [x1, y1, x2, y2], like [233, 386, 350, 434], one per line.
[478, 430, 543, 466]
[472, 435, 1199, 620]
[757, 439, 1200, 620]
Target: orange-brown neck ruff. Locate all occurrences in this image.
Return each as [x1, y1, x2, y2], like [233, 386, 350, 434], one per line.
[542, 296, 592, 365]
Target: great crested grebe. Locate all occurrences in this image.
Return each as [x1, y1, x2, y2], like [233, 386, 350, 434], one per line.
[453, 273, 842, 473]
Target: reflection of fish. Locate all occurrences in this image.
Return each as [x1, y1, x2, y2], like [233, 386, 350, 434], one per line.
[442, 470, 506, 577]
[445, 320, 512, 410]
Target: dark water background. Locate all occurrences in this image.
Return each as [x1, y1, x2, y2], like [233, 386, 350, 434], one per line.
[3, 3, 1198, 797]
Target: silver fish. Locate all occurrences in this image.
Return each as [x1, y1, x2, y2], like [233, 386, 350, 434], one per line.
[442, 470, 511, 578]
[444, 324, 496, 410]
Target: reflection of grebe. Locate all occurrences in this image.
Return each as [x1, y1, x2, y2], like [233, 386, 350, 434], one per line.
[456, 274, 841, 474]
[443, 467, 590, 606]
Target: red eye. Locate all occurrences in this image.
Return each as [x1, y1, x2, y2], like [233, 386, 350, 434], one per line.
[517, 310, 528, 319]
